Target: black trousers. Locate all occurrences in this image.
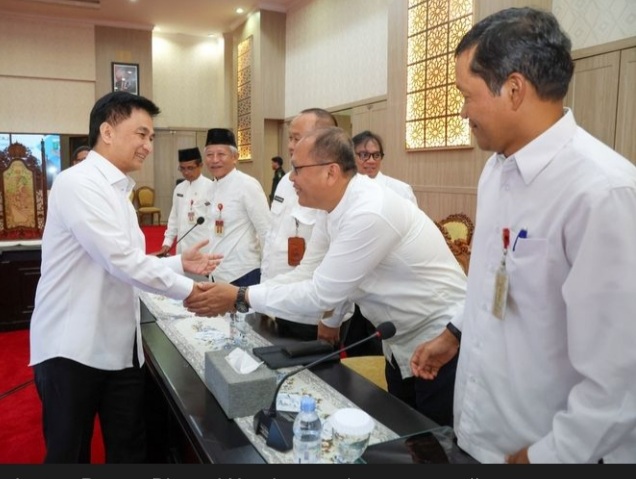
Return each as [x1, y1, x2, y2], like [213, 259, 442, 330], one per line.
[33, 343, 146, 463]
[385, 353, 458, 428]
[341, 304, 383, 357]
[230, 268, 261, 287]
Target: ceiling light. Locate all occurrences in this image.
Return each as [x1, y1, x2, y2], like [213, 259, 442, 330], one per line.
[236, 8, 244, 14]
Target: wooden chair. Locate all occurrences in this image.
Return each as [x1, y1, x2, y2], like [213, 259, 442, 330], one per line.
[135, 186, 161, 225]
[341, 356, 387, 391]
[435, 219, 471, 275]
[0, 142, 47, 240]
[438, 213, 474, 245]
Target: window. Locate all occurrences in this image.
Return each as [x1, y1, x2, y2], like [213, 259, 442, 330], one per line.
[406, 0, 473, 150]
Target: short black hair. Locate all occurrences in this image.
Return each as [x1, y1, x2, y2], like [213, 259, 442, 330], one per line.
[456, 7, 574, 101]
[88, 91, 161, 147]
[352, 130, 384, 155]
[272, 156, 283, 166]
[72, 145, 91, 160]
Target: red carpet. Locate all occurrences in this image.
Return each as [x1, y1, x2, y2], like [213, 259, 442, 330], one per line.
[0, 330, 105, 464]
[142, 225, 173, 254]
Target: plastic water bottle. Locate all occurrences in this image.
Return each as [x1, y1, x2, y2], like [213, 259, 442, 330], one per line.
[292, 395, 322, 463]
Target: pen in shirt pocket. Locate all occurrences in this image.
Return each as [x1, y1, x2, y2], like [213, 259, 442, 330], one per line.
[512, 228, 528, 252]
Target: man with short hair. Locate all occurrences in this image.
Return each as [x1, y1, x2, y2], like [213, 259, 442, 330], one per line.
[260, 109, 339, 340]
[186, 127, 467, 427]
[269, 155, 285, 204]
[204, 128, 271, 286]
[410, 7, 636, 463]
[154, 147, 214, 257]
[29, 91, 220, 463]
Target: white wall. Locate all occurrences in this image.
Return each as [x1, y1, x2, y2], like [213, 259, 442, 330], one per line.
[284, 0, 389, 116]
[152, 33, 229, 130]
[0, 14, 95, 134]
[552, 0, 635, 50]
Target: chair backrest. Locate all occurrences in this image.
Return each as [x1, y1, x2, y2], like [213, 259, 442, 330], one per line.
[136, 186, 155, 208]
[438, 213, 474, 245]
[434, 220, 471, 275]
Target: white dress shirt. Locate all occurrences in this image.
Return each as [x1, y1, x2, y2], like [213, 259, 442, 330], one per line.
[453, 109, 636, 463]
[259, 173, 324, 325]
[250, 175, 467, 377]
[163, 174, 215, 254]
[374, 171, 418, 205]
[29, 152, 194, 371]
[208, 168, 271, 283]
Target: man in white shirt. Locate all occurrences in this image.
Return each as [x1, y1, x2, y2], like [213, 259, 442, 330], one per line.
[352, 129, 418, 205]
[203, 128, 271, 286]
[260, 108, 338, 339]
[153, 147, 214, 257]
[186, 127, 467, 427]
[343, 130, 420, 356]
[29, 91, 220, 463]
[410, 7, 636, 463]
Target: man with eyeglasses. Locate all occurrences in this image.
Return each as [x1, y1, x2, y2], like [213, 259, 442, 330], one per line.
[342, 130, 420, 357]
[153, 147, 215, 258]
[152, 147, 213, 256]
[353, 130, 417, 205]
[185, 127, 467, 427]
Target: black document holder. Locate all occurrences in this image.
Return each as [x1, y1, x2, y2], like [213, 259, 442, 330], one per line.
[252, 342, 339, 369]
[360, 426, 479, 464]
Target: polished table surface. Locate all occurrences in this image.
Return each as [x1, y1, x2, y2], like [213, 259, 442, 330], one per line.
[140, 303, 439, 464]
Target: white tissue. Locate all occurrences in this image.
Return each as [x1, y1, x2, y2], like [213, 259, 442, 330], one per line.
[224, 347, 263, 374]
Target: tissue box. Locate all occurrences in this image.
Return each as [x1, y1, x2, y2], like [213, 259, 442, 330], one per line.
[204, 349, 277, 419]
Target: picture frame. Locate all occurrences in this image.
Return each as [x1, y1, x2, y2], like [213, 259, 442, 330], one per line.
[111, 62, 139, 95]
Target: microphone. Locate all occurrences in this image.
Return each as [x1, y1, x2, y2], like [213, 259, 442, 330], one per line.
[175, 216, 205, 247]
[253, 321, 396, 452]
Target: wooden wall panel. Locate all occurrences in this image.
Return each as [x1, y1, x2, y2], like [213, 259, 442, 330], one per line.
[615, 47, 636, 163]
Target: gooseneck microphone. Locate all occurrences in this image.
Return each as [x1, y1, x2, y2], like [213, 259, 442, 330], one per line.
[175, 216, 205, 247]
[157, 217, 205, 257]
[253, 321, 396, 452]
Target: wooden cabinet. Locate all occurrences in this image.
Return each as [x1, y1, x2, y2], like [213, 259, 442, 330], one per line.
[0, 246, 41, 331]
[565, 41, 636, 164]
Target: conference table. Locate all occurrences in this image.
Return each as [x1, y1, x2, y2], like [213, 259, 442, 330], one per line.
[140, 299, 442, 464]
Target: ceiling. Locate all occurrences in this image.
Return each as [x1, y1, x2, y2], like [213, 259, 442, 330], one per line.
[0, 0, 299, 38]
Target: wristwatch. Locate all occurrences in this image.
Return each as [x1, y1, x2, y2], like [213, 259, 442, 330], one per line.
[446, 322, 462, 343]
[234, 286, 249, 313]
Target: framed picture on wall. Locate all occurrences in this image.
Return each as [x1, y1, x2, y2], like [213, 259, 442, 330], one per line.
[112, 62, 139, 95]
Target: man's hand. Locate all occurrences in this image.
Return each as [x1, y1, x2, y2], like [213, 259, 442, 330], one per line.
[410, 328, 459, 379]
[506, 447, 530, 464]
[181, 239, 222, 276]
[184, 281, 238, 317]
[318, 321, 340, 345]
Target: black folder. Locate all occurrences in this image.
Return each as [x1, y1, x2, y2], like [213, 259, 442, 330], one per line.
[252, 340, 339, 369]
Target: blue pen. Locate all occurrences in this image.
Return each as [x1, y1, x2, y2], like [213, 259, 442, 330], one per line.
[512, 228, 527, 252]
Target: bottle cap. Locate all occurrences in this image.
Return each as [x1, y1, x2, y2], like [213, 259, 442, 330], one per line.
[330, 408, 375, 436]
[300, 395, 316, 412]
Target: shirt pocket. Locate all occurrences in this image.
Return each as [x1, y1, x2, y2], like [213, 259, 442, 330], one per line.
[507, 238, 549, 314]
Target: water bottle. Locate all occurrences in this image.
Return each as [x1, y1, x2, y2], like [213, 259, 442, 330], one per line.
[292, 395, 322, 463]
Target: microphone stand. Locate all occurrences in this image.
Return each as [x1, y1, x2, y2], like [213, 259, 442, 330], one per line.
[253, 329, 389, 452]
[158, 217, 204, 257]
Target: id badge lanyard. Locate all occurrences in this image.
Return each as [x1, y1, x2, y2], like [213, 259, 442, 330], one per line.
[492, 227, 509, 320]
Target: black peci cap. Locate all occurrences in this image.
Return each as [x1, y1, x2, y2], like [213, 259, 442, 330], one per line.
[178, 147, 202, 162]
[205, 128, 237, 148]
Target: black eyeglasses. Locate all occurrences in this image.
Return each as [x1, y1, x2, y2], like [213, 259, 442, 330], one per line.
[356, 151, 384, 161]
[291, 161, 337, 174]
